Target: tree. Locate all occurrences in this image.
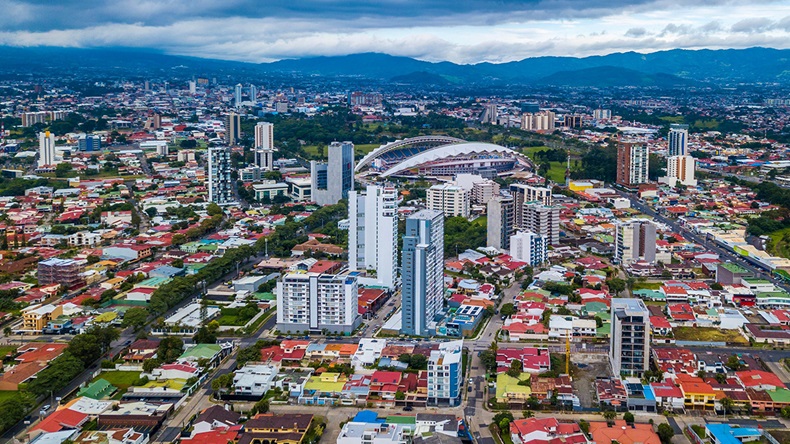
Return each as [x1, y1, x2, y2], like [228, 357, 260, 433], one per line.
[506, 359, 523, 378]
[237, 345, 262, 367]
[395, 391, 405, 400]
[206, 202, 223, 217]
[500, 303, 517, 317]
[710, 282, 723, 290]
[143, 358, 161, 373]
[122, 307, 149, 331]
[606, 278, 626, 294]
[171, 259, 184, 268]
[720, 397, 735, 414]
[780, 405, 790, 419]
[657, 423, 674, 444]
[623, 411, 634, 425]
[157, 336, 184, 363]
[603, 410, 617, 425]
[194, 326, 217, 344]
[55, 162, 73, 177]
[726, 355, 743, 371]
[86, 255, 101, 264]
[145, 207, 158, 218]
[578, 420, 589, 436]
[250, 399, 269, 416]
[171, 234, 187, 246]
[67, 333, 104, 365]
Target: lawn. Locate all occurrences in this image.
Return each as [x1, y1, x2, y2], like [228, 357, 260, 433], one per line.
[673, 327, 748, 345]
[632, 282, 663, 291]
[92, 371, 141, 392]
[0, 345, 17, 360]
[769, 227, 790, 259]
[521, 146, 552, 158]
[217, 306, 260, 326]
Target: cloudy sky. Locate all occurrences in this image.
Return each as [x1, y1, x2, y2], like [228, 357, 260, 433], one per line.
[1, 0, 790, 63]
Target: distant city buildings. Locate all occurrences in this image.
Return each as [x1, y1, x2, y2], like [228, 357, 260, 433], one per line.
[207, 146, 234, 205]
[614, 220, 657, 264]
[349, 185, 399, 289]
[38, 131, 56, 168]
[310, 141, 354, 206]
[616, 142, 649, 189]
[593, 108, 612, 120]
[401, 209, 444, 337]
[276, 272, 361, 334]
[21, 110, 68, 127]
[510, 231, 548, 267]
[487, 194, 515, 250]
[234, 83, 243, 108]
[520, 111, 555, 132]
[348, 91, 383, 107]
[78, 134, 101, 152]
[426, 183, 470, 218]
[610, 298, 650, 377]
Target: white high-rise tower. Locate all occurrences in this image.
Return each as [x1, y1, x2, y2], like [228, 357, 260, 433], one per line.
[38, 131, 56, 168]
[349, 185, 399, 289]
[254, 122, 275, 171]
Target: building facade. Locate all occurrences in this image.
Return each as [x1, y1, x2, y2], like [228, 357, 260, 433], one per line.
[207, 146, 234, 205]
[310, 141, 354, 206]
[509, 231, 548, 267]
[510, 184, 552, 229]
[487, 194, 515, 250]
[520, 111, 556, 132]
[349, 185, 399, 289]
[616, 142, 649, 189]
[276, 272, 361, 334]
[614, 220, 657, 264]
[401, 210, 444, 336]
[427, 339, 463, 406]
[38, 131, 56, 168]
[471, 179, 500, 205]
[668, 124, 689, 157]
[224, 113, 241, 145]
[426, 183, 470, 218]
[610, 298, 650, 377]
[78, 135, 101, 152]
[661, 155, 697, 187]
[38, 258, 83, 288]
[523, 202, 560, 245]
[254, 122, 275, 171]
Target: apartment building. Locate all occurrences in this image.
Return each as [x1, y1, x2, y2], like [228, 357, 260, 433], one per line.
[426, 183, 469, 218]
[276, 271, 361, 334]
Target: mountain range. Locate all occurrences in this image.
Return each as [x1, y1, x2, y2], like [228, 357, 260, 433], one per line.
[1, 46, 789, 87]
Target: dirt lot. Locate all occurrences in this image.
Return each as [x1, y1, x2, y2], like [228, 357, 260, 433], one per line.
[571, 354, 611, 408]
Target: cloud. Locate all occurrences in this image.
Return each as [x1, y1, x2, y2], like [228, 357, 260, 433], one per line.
[731, 17, 774, 33]
[625, 27, 648, 37]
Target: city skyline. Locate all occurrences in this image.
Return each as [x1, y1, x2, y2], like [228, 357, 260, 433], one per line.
[0, 1, 789, 63]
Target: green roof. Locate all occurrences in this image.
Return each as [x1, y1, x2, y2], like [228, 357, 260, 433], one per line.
[743, 278, 771, 284]
[78, 378, 117, 399]
[386, 416, 417, 425]
[719, 262, 750, 274]
[496, 373, 531, 399]
[596, 323, 611, 337]
[768, 388, 790, 403]
[179, 343, 222, 360]
[138, 277, 171, 288]
[584, 302, 608, 314]
[304, 374, 345, 394]
[756, 292, 790, 299]
[253, 292, 276, 301]
[633, 289, 665, 300]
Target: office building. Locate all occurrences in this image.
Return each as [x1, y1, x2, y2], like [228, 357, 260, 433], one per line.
[471, 179, 500, 205]
[348, 92, 383, 107]
[427, 339, 464, 406]
[349, 185, 399, 289]
[510, 231, 548, 267]
[564, 114, 583, 128]
[310, 141, 354, 206]
[276, 271, 361, 334]
[254, 122, 275, 171]
[207, 146, 234, 205]
[523, 202, 560, 245]
[668, 124, 689, 157]
[593, 109, 612, 120]
[510, 184, 552, 230]
[38, 131, 56, 168]
[239, 166, 262, 182]
[614, 220, 657, 264]
[224, 113, 241, 145]
[253, 181, 289, 202]
[610, 298, 650, 377]
[486, 194, 514, 250]
[78, 134, 101, 152]
[616, 142, 649, 189]
[660, 155, 697, 187]
[482, 104, 498, 124]
[234, 83, 243, 108]
[520, 111, 555, 132]
[38, 258, 83, 288]
[426, 183, 470, 218]
[401, 210, 444, 337]
[249, 84, 257, 103]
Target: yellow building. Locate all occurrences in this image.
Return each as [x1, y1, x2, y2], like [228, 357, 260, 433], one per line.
[243, 413, 313, 444]
[496, 373, 532, 403]
[22, 304, 63, 332]
[569, 181, 594, 192]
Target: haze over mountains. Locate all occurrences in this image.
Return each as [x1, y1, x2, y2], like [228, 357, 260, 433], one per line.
[2, 46, 788, 87]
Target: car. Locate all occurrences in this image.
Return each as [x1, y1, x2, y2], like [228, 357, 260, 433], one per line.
[42, 404, 51, 411]
[403, 406, 413, 411]
[23, 416, 31, 425]
[468, 385, 472, 392]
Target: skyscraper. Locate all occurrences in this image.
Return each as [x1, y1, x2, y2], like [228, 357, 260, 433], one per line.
[510, 231, 548, 267]
[509, 184, 552, 230]
[427, 339, 464, 406]
[668, 124, 689, 157]
[276, 272, 361, 334]
[310, 141, 354, 206]
[254, 122, 275, 171]
[78, 134, 101, 152]
[661, 155, 697, 187]
[207, 146, 234, 205]
[401, 209, 444, 337]
[249, 84, 257, 103]
[610, 298, 650, 377]
[523, 202, 560, 245]
[487, 193, 514, 250]
[224, 113, 241, 145]
[616, 142, 649, 189]
[349, 185, 399, 289]
[38, 131, 56, 168]
[188, 80, 196, 94]
[234, 83, 243, 108]
[614, 220, 657, 264]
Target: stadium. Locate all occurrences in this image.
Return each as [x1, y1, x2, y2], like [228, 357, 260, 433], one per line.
[355, 136, 530, 179]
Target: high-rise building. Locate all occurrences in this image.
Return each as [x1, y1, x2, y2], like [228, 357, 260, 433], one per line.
[668, 124, 689, 157]
[523, 202, 560, 245]
[427, 339, 464, 406]
[471, 179, 500, 205]
[482, 104, 498, 124]
[487, 194, 514, 250]
[614, 220, 657, 264]
[349, 185, 399, 289]
[520, 111, 555, 132]
[426, 183, 470, 218]
[661, 155, 697, 187]
[616, 142, 649, 189]
[38, 131, 56, 168]
[249, 84, 257, 103]
[78, 134, 101, 152]
[224, 113, 241, 145]
[38, 258, 83, 288]
[564, 114, 583, 128]
[510, 184, 552, 229]
[310, 141, 354, 206]
[510, 231, 548, 267]
[254, 122, 275, 171]
[401, 209, 444, 337]
[276, 272, 361, 334]
[593, 109, 612, 120]
[188, 80, 196, 94]
[207, 146, 234, 205]
[610, 298, 650, 377]
[234, 83, 243, 108]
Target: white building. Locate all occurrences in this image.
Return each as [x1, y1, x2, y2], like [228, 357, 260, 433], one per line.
[661, 155, 697, 187]
[616, 142, 649, 188]
[426, 183, 469, 218]
[548, 315, 597, 338]
[38, 131, 56, 168]
[471, 179, 500, 205]
[233, 364, 279, 397]
[253, 181, 288, 202]
[427, 339, 463, 406]
[510, 184, 552, 230]
[610, 298, 650, 377]
[276, 272, 361, 334]
[286, 177, 312, 202]
[311, 141, 355, 206]
[520, 111, 555, 132]
[510, 231, 547, 267]
[614, 220, 657, 264]
[523, 202, 560, 245]
[208, 146, 235, 205]
[668, 124, 689, 157]
[254, 122, 275, 171]
[349, 185, 399, 289]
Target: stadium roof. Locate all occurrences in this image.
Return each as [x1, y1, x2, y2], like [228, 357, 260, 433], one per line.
[379, 142, 522, 178]
[355, 135, 465, 172]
